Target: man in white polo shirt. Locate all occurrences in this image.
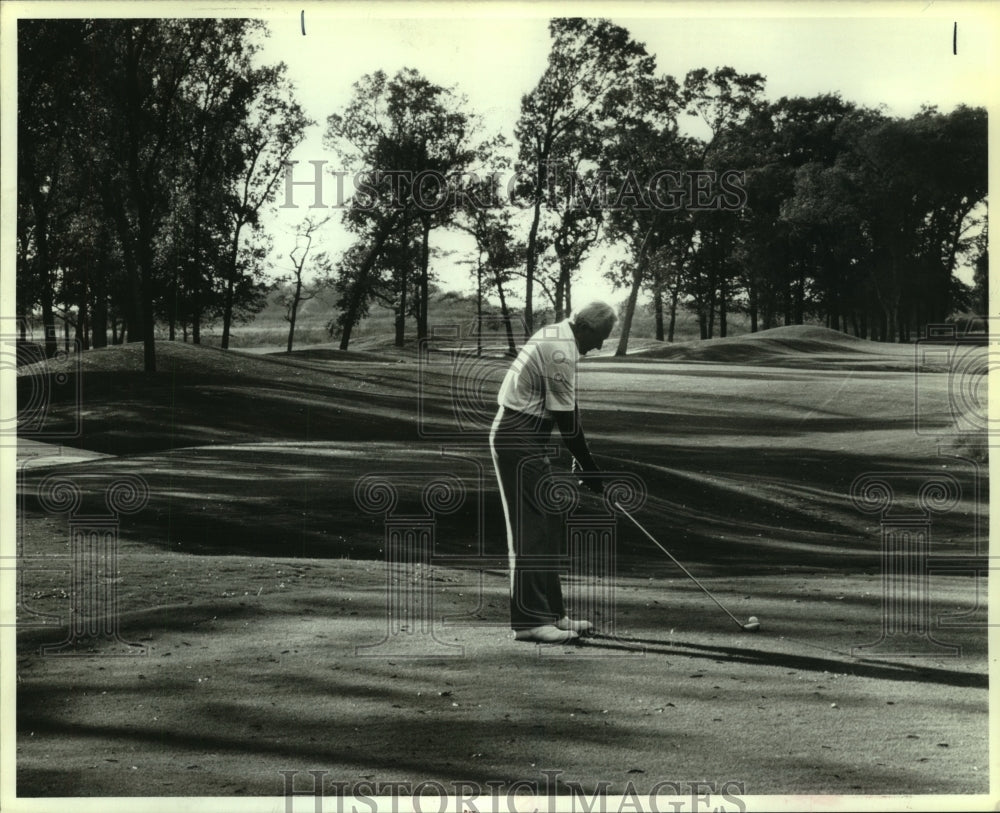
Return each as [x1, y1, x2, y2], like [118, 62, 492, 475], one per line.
[489, 301, 617, 644]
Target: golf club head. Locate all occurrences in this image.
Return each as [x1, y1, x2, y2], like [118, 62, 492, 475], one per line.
[742, 620, 760, 632]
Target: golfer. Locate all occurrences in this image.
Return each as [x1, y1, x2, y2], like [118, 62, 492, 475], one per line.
[489, 301, 617, 643]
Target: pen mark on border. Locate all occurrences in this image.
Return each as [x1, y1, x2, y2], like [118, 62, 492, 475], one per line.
[953, 21, 957, 55]
[301, 9, 306, 36]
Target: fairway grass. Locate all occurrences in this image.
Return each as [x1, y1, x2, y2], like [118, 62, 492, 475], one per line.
[12, 326, 990, 802]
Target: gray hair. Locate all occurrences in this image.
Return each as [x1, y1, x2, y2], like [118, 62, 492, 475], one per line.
[571, 301, 617, 332]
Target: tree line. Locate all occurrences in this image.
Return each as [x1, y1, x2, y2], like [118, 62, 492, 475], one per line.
[17, 18, 308, 371]
[17, 18, 988, 370]
[322, 19, 987, 355]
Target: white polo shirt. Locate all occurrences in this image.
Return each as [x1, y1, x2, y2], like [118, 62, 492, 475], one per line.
[497, 319, 579, 418]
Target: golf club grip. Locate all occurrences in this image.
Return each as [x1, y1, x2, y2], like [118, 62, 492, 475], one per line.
[613, 501, 745, 628]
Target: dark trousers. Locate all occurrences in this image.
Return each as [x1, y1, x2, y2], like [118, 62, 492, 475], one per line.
[489, 407, 567, 630]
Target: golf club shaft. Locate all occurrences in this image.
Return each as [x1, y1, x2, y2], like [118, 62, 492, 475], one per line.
[614, 501, 745, 630]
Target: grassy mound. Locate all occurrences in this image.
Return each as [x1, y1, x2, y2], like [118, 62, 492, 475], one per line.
[16, 340, 441, 456]
[626, 325, 923, 369]
[14, 335, 984, 572]
[267, 345, 407, 363]
[17, 339, 409, 379]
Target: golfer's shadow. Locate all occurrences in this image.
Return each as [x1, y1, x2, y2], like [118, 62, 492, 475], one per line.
[579, 633, 987, 690]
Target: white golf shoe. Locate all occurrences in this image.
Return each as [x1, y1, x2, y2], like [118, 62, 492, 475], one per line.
[513, 625, 579, 643]
[556, 616, 593, 634]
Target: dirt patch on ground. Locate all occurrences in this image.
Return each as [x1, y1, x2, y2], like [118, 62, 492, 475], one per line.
[15, 556, 988, 798]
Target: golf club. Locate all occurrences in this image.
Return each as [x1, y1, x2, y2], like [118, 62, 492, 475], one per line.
[613, 500, 761, 633]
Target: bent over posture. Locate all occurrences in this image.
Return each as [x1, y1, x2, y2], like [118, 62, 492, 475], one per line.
[489, 302, 617, 643]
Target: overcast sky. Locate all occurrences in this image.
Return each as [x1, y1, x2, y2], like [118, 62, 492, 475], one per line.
[262, 8, 995, 142]
[254, 3, 996, 308]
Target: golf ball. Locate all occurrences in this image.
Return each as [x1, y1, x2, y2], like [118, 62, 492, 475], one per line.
[748, 616, 758, 623]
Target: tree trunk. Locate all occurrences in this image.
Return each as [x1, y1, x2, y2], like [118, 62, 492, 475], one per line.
[26, 166, 59, 358]
[339, 284, 365, 351]
[784, 266, 794, 326]
[615, 228, 652, 357]
[794, 267, 805, 325]
[192, 305, 201, 343]
[221, 246, 237, 349]
[139, 250, 157, 370]
[395, 263, 408, 348]
[287, 283, 302, 353]
[286, 307, 297, 352]
[523, 163, 545, 337]
[667, 288, 679, 343]
[74, 310, 86, 350]
[653, 280, 664, 341]
[337, 213, 401, 351]
[492, 267, 517, 355]
[91, 279, 109, 349]
[615, 262, 644, 357]
[475, 257, 482, 357]
[190, 208, 202, 345]
[77, 291, 91, 350]
[123, 250, 143, 344]
[33, 227, 58, 358]
[40, 290, 57, 358]
[221, 272, 235, 349]
[221, 211, 251, 351]
[553, 255, 573, 322]
[393, 308, 405, 348]
[417, 218, 431, 340]
[122, 48, 158, 372]
[718, 278, 728, 338]
[191, 246, 201, 344]
[828, 289, 840, 332]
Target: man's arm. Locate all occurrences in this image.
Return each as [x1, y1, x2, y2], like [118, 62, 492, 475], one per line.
[552, 406, 603, 493]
